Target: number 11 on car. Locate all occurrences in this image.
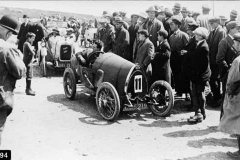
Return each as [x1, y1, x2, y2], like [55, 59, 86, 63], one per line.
[134, 75, 142, 93]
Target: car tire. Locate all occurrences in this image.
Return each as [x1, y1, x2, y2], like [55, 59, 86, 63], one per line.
[63, 68, 76, 100]
[96, 82, 120, 121]
[148, 80, 174, 117]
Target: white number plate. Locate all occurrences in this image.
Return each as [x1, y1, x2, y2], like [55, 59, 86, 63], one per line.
[134, 75, 142, 93]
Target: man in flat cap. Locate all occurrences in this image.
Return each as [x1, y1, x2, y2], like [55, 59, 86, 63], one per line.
[169, 15, 189, 97]
[225, 10, 238, 26]
[0, 15, 26, 145]
[16, 14, 31, 52]
[112, 17, 130, 60]
[207, 16, 226, 107]
[143, 6, 165, 48]
[133, 29, 154, 83]
[217, 21, 240, 118]
[128, 14, 139, 61]
[151, 29, 171, 86]
[180, 7, 192, 33]
[97, 17, 115, 53]
[196, 4, 211, 32]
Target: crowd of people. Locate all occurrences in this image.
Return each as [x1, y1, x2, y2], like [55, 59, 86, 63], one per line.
[0, 2, 240, 158]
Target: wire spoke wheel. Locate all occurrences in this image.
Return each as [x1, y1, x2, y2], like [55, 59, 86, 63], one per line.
[96, 82, 120, 121]
[63, 68, 76, 100]
[148, 80, 174, 116]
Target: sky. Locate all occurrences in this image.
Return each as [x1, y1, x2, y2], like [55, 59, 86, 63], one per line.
[0, 1, 239, 19]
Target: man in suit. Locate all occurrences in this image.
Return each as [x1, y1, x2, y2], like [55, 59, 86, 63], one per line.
[180, 7, 192, 33]
[143, 6, 165, 48]
[112, 17, 130, 60]
[169, 15, 189, 96]
[162, 8, 173, 39]
[172, 3, 183, 18]
[207, 16, 226, 106]
[133, 29, 154, 82]
[216, 21, 240, 118]
[128, 14, 139, 62]
[196, 4, 212, 32]
[152, 29, 171, 85]
[16, 14, 31, 52]
[225, 10, 238, 25]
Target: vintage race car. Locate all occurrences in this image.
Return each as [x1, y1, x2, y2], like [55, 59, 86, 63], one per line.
[63, 51, 174, 121]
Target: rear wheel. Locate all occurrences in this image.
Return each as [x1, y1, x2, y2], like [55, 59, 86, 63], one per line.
[148, 80, 174, 116]
[96, 82, 120, 121]
[63, 68, 76, 100]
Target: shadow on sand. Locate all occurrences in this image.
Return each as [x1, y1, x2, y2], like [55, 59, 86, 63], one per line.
[179, 151, 236, 160]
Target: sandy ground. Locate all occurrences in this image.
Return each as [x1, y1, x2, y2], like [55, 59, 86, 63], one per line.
[0, 69, 238, 160]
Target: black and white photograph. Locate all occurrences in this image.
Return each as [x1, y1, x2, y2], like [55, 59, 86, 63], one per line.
[0, 0, 240, 159]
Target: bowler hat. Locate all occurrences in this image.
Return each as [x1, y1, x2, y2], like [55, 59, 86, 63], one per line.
[157, 29, 168, 39]
[226, 21, 240, 30]
[208, 16, 220, 23]
[137, 12, 148, 19]
[230, 10, 238, 18]
[23, 14, 29, 18]
[146, 6, 157, 13]
[138, 29, 149, 37]
[0, 15, 19, 35]
[174, 3, 181, 11]
[171, 15, 183, 25]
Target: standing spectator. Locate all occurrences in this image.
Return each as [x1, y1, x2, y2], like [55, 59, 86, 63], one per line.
[163, 8, 173, 38]
[133, 29, 154, 82]
[112, 17, 130, 60]
[180, 7, 191, 33]
[0, 15, 26, 145]
[143, 6, 165, 48]
[120, 11, 131, 25]
[187, 27, 211, 123]
[30, 22, 45, 56]
[196, 4, 212, 32]
[172, 3, 183, 17]
[192, 12, 200, 22]
[169, 15, 189, 97]
[137, 12, 148, 31]
[16, 14, 31, 52]
[128, 14, 139, 61]
[112, 12, 129, 30]
[225, 10, 238, 25]
[218, 52, 240, 159]
[219, 16, 228, 32]
[23, 32, 36, 96]
[181, 22, 199, 108]
[97, 17, 115, 53]
[152, 30, 171, 85]
[207, 17, 226, 107]
[156, 7, 165, 22]
[216, 21, 240, 118]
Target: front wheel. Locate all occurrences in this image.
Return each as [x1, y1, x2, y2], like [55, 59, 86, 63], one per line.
[148, 80, 174, 116]
[96, 82, 120, 121]
[63, 68, 76, 100]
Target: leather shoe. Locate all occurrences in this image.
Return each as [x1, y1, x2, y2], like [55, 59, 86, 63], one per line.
[26, 89, 36, 96]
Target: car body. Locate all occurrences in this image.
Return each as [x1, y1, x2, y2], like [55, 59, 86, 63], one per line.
[63, 51, 174, 121]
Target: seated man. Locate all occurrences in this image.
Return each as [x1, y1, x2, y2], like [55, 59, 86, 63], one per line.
[75, 40, 103, 67]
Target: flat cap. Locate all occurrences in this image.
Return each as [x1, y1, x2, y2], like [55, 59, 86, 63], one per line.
[193, 27, 209, 39]
[113, 16, 123, 24]
[208, 16, 220, 23]
[103, 14, 112, 19]
[186, 17, 196, 24]
[233, 32, 240, 41]
[188, 22, 199, 31]
[230, 10, 238, 18]
[202, 4, 211, 11]
[157, 29, 168, 39]
[137, 12, 148, 19]
[138, 29, 149, 37]
[226, 21, 240, 30]
[174, 3, 181, 11]
[171, 15, 183, 25]
[165, 8, 173, 17]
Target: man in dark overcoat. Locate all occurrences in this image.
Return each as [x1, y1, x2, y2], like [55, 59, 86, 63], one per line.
[207, 16, 226, 106]
[112, 17, 130, 60]
[128, 14, 139, 62]
[0, 15, 26, 145]
[16, 14, 31, 52]
[216, 21, 240, 118]
[29, 22, 45, 55]
[143, 6, 165, 48]
[152, 29, 171, 85]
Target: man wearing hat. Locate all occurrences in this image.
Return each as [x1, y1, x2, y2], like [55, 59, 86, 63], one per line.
[133, 29, 154, 82]
[163, 8, 174, 38]
[207, 16, 226, 107]
[128, 14, 139, 61]
[169, 15, 189, 97]
[225, 10, 238, 25]
[180, 7, 192, 33]
[112, 12, 129, 30]
[97, 17, 115, 53]
[173, 2, 183, 18]
[217, 21, 240, 118]
[143, 6, 165, 48]
[16, 14, 31, 52]
[112, 17, 130, 60]
[120, 11, 131, 25]
[0, 15, 26, 145]
[196, 4, 212, 32]
[156, 6, 165, 22]
[151, 29, 171, 86]
[192, 12, 200, 22]
[136, 12, 148, 31]
[219, 16, 228, 32]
